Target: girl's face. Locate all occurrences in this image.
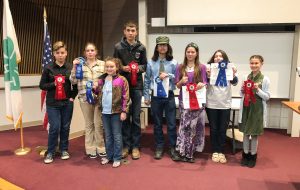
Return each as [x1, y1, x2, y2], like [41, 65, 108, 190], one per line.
[250, 58, 263, 73]
[105, 61, 117, 75]
[85, 44, 97, 60]
[157, 44, 168, 55]
[214, 52, 224, 63]
[54, 47, 67, 64]
[185, 47, 197, 62]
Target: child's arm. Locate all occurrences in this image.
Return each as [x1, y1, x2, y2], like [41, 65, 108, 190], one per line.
[122, 77, 130, 113]
[256, 76, 270, 101]
[230, 65, 238, 86]
[143, 61, 152, 103]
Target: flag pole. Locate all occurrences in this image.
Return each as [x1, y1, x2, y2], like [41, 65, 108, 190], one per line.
[15, 119, 31, 155]
[36, 6, 49, 157]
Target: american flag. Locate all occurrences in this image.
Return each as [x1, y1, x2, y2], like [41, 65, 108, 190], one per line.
[41, 8, 52, 130]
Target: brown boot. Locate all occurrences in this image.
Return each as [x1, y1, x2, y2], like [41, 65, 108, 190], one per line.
[132, 148, 141, 160]
[122, 148, 129, 159]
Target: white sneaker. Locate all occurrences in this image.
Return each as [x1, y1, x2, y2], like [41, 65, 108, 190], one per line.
[112, 161, 121, 168]
[61, 151, 70, 160]
[44, 153, 54, 164]
[101, 158, 109, 165]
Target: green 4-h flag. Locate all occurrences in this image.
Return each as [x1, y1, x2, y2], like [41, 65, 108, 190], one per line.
[2, 0, 23, 130]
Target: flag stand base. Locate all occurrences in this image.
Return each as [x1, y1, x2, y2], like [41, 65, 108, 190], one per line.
[15, 147, 31, 156]
[35, 146, 48, 157]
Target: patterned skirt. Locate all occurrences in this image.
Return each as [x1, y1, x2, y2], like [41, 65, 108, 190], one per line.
[176, 102, 205, 158]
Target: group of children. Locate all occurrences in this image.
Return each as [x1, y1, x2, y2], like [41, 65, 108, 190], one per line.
[39, 21, 270, 169]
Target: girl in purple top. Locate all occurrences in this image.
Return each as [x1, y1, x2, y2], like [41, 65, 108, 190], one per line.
[96, 57, 130, 168]
[175, 42, 207, 162]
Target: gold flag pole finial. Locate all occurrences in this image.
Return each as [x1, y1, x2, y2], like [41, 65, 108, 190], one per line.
[43, 6, 47, 20]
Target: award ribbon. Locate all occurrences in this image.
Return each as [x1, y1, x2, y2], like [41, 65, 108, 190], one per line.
[186, 83, 199, 110]
[54, 74, 66, 100]
[155, 77, 167, 98]
[76, 57, 85, 79]
[86, 81, 95, 104]
[129, 61, 138, 86]
[243, 79, 256, 107]
[215, 61, 228, 87]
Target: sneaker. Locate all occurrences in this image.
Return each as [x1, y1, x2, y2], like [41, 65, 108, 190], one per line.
[44, 153, 54, 164]
[101, 157, 110, 165]
[88, 154, 97, 159]
[170, 148, 181, 161]
[212, 152, 220, 163]
[218, 153, 227, 164]
[112, 161, 121, 168]
[154, 148, 164, 160]
[122, 148, 129, 158]
[61, 151, 70, 160]
[132, 148, 140, 160]
[98, 152, 107, 158]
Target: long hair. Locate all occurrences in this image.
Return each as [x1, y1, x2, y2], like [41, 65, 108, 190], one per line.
[179, 42, 202, 83]
[151, 44, 174, 62]
[208, 49, 230, 64]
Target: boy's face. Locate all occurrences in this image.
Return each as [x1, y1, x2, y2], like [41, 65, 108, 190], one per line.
[54, 48, 67, 63]
[123, 26, 138, 42]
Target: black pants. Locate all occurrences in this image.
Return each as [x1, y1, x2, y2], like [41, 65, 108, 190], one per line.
[206, 108, 230, 153]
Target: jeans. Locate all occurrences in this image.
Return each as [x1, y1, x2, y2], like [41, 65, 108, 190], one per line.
[151, 91, 177, 149]
[122, 89, 142, 149]
[47, 101, 74, 154]
[102, 113, 123, 161]
[206, 108, 230, 153]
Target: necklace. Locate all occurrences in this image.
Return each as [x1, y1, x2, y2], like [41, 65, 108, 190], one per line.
[186, 64, 194, 72]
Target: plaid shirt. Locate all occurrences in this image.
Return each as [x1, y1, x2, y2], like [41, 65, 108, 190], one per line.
[70, 59, 105, 102]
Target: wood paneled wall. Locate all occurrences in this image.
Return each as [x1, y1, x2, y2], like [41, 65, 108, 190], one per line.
[102, 0, 138, 57]
[0, 0, 102, 75]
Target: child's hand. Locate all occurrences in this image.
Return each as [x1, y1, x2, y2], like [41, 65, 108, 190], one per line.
[122, 66, 131, 72]
[181, 76, 188, 84]
[120, 112, 127, 121]
[254, 83, 260, 90]
[159, 72, 169, 80]
[241, 86, 244, 94]
[196, 82, 205, 90]
[144, 100, 151, 106]
[206, 66, 211, 78]
[232, 67, 237, 76]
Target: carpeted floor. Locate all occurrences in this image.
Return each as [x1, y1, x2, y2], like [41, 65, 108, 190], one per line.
[1, 126, 300, 190]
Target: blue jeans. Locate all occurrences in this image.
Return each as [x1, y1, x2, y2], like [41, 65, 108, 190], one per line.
[122, 89, 142, 149]
[151, 91, 177, 149]
[206, 108, 230, 153]
[102, 114, 123, 161]
[47, 101, 74, 154]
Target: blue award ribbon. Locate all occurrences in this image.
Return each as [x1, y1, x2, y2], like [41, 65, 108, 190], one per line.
[76, 57, 85, 79]
[215, 61, 228, 87]
[86, 81, 95, 104]
[155, 77, 167, 98]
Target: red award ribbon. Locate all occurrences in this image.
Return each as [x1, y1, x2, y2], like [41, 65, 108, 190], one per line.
[129, 61, 138, 86]
[55, 74, 66, 100]
[186, 83, 199, 110]
[243, 79, 256, 107]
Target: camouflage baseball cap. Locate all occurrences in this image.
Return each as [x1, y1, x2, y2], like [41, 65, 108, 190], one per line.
[156, 36, 169, 44]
